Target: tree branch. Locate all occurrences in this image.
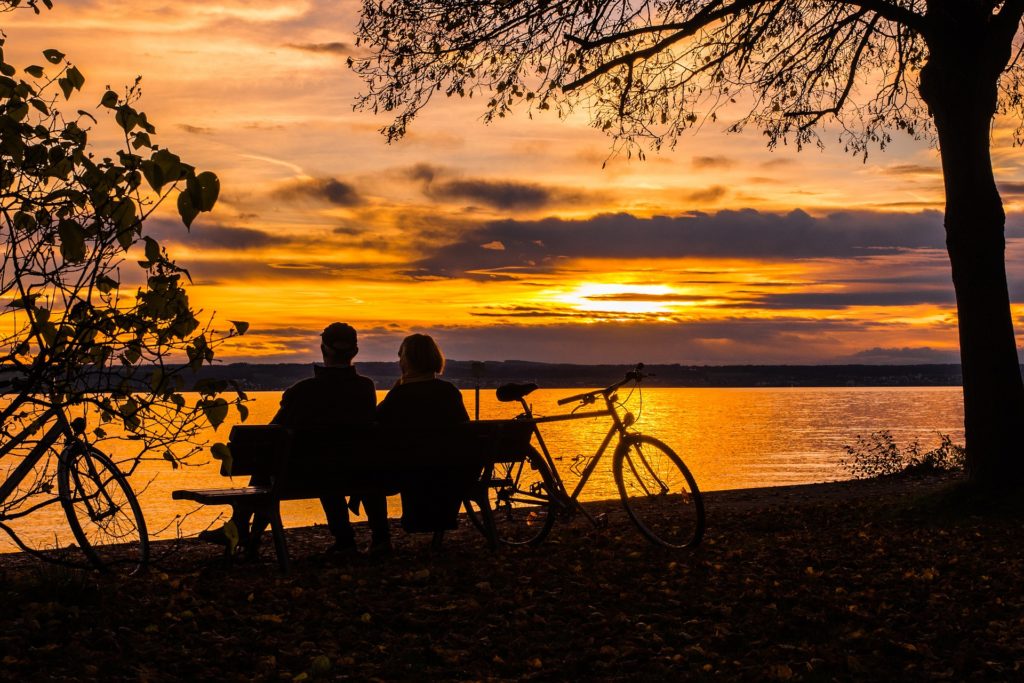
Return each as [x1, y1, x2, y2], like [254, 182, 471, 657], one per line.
[786, 13, 880, 129]
[834, 0, 925, 32]
[562, 0, 767, 93]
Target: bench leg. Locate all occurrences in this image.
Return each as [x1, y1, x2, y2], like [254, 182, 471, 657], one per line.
[267, 502, 290, 574]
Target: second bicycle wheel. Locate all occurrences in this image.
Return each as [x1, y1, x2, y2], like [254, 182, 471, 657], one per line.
[58, 442, 149, 575]
[613, 435, 705, 549]
[466, 446, 557, 546]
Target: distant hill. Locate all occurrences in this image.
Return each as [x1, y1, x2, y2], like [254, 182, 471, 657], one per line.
[191, 361, 966, 391]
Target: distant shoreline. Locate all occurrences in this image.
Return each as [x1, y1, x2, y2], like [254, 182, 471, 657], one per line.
[190, 361, 969, 391]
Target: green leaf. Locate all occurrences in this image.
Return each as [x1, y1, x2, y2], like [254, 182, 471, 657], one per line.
[140, 159, 164, 192]
[150, 367, 165, 392]
[211, 442, 233, 475]
[201, 398, 230, 429]
[143, 235, 161, 263]
[211, 442, 230, 460]
[6, 293, 38, 309]
[112, 198, 137, 231]
[58, 220, 86, 262]
[66, 65, 84, 90]
[236, 402, 249, 422]
[132, 131, 152, 149]
[162, 450, 179, 470]
[24, 65, 44, 78]
[195, 171, 220, 211]
[100, 90, 118, 108]
[230, 320, 250, 336]
[116, 225, 133, 251]
[58, 76, 72, 99]
[152, 148, 183, 182]
[29, 98, 48, 115]
[42, 49, 65, 64]
[7, 100, 28, 122]
[115, 105, 138, 132]
[95, 274, 119, 293]
[137, 111, 156, 134]
[0, 63, 14, 77]
[177, 189, 198, 228]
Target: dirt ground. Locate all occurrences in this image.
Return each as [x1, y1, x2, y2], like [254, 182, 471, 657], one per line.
[2, 472, 1022, 681]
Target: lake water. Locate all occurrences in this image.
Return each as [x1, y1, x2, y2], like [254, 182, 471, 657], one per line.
[1, 386, 964, 553]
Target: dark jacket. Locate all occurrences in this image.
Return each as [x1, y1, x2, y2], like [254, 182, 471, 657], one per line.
[271, 365, 376, 429]
[376, 378, 470, 532]
[376, 378, 469, 426]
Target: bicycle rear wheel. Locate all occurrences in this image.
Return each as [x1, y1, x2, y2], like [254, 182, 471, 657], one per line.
[466, 447, 557, 546]
[58, 442, 149, 574]
[613, 435, 704, 549]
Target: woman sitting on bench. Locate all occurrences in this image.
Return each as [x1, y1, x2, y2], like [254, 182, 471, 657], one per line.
[377, 334, 470, 536]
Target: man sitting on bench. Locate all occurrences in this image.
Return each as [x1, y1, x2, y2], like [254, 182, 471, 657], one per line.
[201, 322, 388, 555]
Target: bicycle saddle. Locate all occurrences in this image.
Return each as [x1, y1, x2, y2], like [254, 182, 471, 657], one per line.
[496, 382, 538, 402]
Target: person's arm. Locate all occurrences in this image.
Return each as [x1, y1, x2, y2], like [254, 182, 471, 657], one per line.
[450, 383, 470, 422]
[361, 378, 377, 422]
[270, 387, 294, 426]
[375, 387, 396, 422]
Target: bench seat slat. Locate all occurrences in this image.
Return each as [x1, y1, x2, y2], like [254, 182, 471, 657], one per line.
[172, 486, 272, 505]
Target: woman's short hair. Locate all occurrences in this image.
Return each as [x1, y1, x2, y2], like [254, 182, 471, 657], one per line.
[400, 333, 445, 375]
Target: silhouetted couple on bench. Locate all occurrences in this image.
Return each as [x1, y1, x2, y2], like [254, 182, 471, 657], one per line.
[200, 323, 469, 558]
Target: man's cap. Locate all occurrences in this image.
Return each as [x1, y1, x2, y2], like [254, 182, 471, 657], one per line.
[321, 322, 357, 350]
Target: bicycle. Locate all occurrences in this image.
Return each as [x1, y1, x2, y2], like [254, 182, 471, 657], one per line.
[0, 388, 149, 574]
[467, 364, 705, 549]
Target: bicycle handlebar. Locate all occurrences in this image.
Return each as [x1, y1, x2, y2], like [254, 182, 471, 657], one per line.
[556, 364, 648, 406]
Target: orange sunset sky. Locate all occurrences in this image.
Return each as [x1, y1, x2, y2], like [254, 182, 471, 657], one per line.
[6, 1, 1024, 365]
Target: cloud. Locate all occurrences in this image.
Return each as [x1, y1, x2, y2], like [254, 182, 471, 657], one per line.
[432, 179, 559, 210]
[882, 164, 941, 176]
[744, 289, 956, 310]
[178, 124, 214, 135]
[999, 182, 1024, 195]
[584, 293, 716, 303]
[408, 164, 589, 210]
[380, 318, 892, 365]
[692, 156, 735, 169]
[275, 177, 364, 206]
[407, 209, 948, 279]
[285, 41, 349, 54]
[172, 257, 390, 283]
[145, 220, 291, 250]
[681, 185, 727, 203]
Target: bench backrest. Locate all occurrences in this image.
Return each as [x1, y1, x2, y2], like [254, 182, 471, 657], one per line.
[223, 420, 535, 484]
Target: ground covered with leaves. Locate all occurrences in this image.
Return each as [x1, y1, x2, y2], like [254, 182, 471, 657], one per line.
[2, 472, 1022, 681]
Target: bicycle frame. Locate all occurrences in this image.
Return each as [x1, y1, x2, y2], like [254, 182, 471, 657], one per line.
[512, 387, 635, 524]
[0, 406, 70, 515]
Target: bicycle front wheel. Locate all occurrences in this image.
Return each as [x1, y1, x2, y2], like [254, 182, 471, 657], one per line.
[466, 447, 557, 546]
[58, 443, 149, 574]
[613, 435, 704, 549]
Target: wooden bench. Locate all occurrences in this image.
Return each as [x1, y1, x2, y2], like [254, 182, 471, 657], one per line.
[172, 420, 535, 571]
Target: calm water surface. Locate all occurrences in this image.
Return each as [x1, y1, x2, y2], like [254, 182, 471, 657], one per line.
[1, 386, 964, 552]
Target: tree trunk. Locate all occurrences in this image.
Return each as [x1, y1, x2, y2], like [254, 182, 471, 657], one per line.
[919, 26, 1024, 488]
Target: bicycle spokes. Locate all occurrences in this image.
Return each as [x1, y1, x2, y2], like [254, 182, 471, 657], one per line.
[614, 436, 705, 549]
